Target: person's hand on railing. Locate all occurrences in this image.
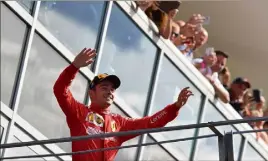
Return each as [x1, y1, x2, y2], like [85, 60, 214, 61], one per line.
[205, 74, 215, 86]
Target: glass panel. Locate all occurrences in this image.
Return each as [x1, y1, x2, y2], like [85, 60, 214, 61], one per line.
[0, 126, 4, 143]
[199, 102, 232, 135]
[18, 33, 88, 152]
[110, 104, 139, 161]
[0, 115, 9, 151]
[98, 4, 158, 116]
[115, 136, 139, 161]
[1, 3, 28, 106]
[4, 136, 45, 161]
[242, 143, 265, 161]
[17, 0, 34, 14]
[141, 135, 176, 161]
[38, 1, 105, 55]
[196, 102, 242, 160]
[150, 56, 203, 157]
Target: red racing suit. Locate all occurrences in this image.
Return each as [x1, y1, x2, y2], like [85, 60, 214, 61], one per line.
[53, 64, 181, 161]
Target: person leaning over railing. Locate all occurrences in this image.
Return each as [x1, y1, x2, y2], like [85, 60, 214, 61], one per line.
[244, 96, 268, 143]
[172, 14, 209, 61]
[192, 47, 217, 77]
[53, 48, 193, 161]
[227, 77, 251, 113]
[135, 1, 208, 61]
[143, 1, 181, 39]
[206, 50, 230, 103]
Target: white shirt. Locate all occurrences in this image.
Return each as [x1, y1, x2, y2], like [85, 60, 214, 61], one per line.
[211, 72, 229, 96]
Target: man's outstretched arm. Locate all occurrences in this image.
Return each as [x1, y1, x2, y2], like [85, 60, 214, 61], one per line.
[118, 87, 193, 142]
[206, 75, 230, 103]
[53, 48, 96, 118]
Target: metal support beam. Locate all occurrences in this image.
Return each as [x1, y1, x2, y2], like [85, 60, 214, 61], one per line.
[224, 132, 234, 161]
[237, 137, 246, 161]
[218, 135, 225, 161]
[208, 122, 223, 137]
[208, 123, 227, 161]
[217, 131, 235, 161]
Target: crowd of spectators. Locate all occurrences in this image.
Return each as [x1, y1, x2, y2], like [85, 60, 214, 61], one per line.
[134, 0, 268, 144]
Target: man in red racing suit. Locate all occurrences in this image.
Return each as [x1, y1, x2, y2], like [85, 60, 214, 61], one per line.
[53, 48, 193, 161]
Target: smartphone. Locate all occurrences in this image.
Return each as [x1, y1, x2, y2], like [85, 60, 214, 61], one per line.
[203, 16, 210, 25]
[205, 47, 214, 55]
[253, 89, 261, 103]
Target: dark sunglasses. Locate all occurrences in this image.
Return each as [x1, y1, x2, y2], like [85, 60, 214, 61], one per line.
[172, 32, 179, 38]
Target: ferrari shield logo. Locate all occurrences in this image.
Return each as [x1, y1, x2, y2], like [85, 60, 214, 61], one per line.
[86, 113, 95, 122]
[111, 121, 117, 132]
[85, 112, 104, 127]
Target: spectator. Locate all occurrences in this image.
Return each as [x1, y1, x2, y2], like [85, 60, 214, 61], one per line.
[246, 96, 265, 119]
[206, 50, 230, 103]
[228, 77, 251, 114]
[175, 15, 208, 60]
[228, 77, 251, 115]
[255, 96, 265, 116]
[144, 1, 181, 39]
[219, 67, 231, 89]
[194, 27, 208, 49]
[252, 116, 268, 143]
[192, 47, 217, 76]
[250, 97, 268, 143]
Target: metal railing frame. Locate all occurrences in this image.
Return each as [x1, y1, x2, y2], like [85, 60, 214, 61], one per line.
[1, 116, 268, 161]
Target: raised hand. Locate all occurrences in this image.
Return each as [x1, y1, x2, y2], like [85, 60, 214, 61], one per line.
[180, 23, 197, 38]
[187, 14, 206, 25]
[243, 92, 255, 106]
[175, 87, 194, 108]
[72, 48, 97, 68]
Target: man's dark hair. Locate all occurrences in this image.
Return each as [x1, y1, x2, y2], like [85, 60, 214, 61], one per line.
[215, 50, 229, 59]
